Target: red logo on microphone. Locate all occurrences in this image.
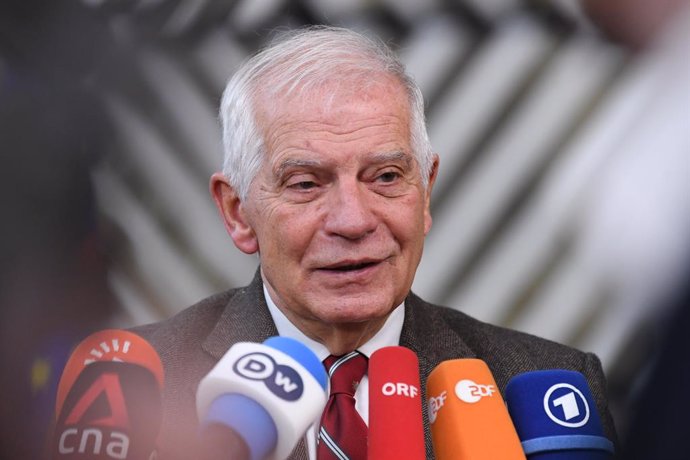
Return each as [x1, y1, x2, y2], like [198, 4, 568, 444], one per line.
[53, 361, 162, 459]
[65, 373, 130, 427]
[58, 372, 131, 458]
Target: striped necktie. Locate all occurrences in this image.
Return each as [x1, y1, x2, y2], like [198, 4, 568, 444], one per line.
[317, 352, 368, 460]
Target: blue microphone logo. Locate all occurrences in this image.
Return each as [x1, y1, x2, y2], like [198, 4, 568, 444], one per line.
[543, 383, 590, 428]
[234, 352, 304, 401]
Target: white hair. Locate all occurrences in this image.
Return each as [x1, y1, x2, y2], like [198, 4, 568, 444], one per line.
[219, 26, 433, 200]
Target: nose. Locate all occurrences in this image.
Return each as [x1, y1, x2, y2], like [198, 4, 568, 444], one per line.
[323, 179, 378, 240]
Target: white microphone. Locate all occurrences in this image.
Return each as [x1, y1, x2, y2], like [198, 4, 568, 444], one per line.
[196, 336, 328, 460]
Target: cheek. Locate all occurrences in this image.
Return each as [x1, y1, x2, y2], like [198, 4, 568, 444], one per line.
[387, 196, 427, 239]
[257, 208, 318, 257]
[423, 208, 432, 235]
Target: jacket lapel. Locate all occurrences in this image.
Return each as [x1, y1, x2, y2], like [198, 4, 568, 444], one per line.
[400, 292, 476, 459]
[201, 270, 278, 360]
[198, 275, 491, 459]
[199, 270, 310, 459]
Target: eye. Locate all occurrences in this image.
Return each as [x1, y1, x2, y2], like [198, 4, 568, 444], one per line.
[289, 180, 318, 190]
[376, 171, 401, 183]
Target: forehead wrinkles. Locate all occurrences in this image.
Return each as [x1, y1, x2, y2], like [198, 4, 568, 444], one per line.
[255, 75, 410, 128]
[268, 114, 408, 147]
[254, 80, 413, 175]
[264, 120, 412, 181]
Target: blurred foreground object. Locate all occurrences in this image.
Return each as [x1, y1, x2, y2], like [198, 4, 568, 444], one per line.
[0, 0, 121, 457]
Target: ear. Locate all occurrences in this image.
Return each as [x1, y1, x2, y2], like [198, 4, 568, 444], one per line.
[210, 172, 259, 254]
[423, 155, 439, 235]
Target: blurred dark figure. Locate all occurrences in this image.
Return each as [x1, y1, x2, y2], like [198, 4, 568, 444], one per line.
[621, 267, 690, 459]
[581, 0, 688, 51]
[0, 1, 120, 457]
[580, 0, 690, 458]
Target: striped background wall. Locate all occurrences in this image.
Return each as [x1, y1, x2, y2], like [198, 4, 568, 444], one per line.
[72, 0, 689, 430]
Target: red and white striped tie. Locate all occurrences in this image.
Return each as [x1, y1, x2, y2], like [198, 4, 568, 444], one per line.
[317, 352, 368, 460]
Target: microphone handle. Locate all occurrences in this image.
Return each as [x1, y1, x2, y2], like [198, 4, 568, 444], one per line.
[198, 423, 250, 460]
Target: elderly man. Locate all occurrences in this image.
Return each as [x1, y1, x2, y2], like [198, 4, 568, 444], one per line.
[136, 26, 616, 459]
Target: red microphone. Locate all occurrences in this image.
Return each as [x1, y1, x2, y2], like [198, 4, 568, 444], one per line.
[51, 329, 164, 460]
[368, 346, 426, 460]
[55, 329, 164, 417]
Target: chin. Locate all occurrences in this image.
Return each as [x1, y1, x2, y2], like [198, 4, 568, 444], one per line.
[315, 299, 395, 325]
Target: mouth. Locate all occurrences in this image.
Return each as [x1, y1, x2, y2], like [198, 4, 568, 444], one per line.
[319, 260, 381, 273]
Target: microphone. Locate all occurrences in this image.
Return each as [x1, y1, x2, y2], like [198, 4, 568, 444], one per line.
[426, 358, 526, 460]
[196, 336, 328, 460]
[505, 370, 615, 459]
[55, 329, 164, 418]
[368, 346, 425, 460]
[51, 329, 164, 460]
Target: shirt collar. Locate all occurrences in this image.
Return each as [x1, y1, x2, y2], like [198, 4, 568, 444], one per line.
[262, 282, 404, 361]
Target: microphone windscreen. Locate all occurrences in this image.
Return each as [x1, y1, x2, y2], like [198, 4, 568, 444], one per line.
[368, 346, 425, 460]
[55, 329, 163, 417]
[505, 370, 614, 459]
[426, 359, 525, 460]
[197, 336, 328, 460]
[51, 360, 162, 460]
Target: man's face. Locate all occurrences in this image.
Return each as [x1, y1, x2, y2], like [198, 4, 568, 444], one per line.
[230, 79, 436, 330]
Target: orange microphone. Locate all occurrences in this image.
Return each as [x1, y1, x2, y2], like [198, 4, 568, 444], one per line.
[426, 359, 525, 460]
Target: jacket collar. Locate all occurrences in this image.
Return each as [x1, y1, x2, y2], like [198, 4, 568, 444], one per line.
[201, 271, 480, 374]
[400, 292, 477, 458]
[400, 291, 476, 381]
[201, 269, 278, 360]
[198, 272, 487, 459]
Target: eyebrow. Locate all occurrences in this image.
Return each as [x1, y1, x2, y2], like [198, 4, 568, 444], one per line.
[274, 150, 413, 178]
[369, 150, 413, 167]
[274, 158, 323, 179]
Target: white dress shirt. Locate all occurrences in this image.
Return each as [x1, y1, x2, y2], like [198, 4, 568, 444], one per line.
[263, 283, 405, 459]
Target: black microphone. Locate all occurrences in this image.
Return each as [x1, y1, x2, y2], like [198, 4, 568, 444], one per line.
[51, 329, 164, 460]
[52, 361, 162, 459]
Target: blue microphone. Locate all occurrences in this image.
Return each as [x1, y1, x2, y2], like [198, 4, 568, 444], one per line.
[196, 336, 328, 460]
[505, 370, 614, 459]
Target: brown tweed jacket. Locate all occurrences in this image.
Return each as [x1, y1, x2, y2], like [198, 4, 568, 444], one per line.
[133, 270, 617, 459]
